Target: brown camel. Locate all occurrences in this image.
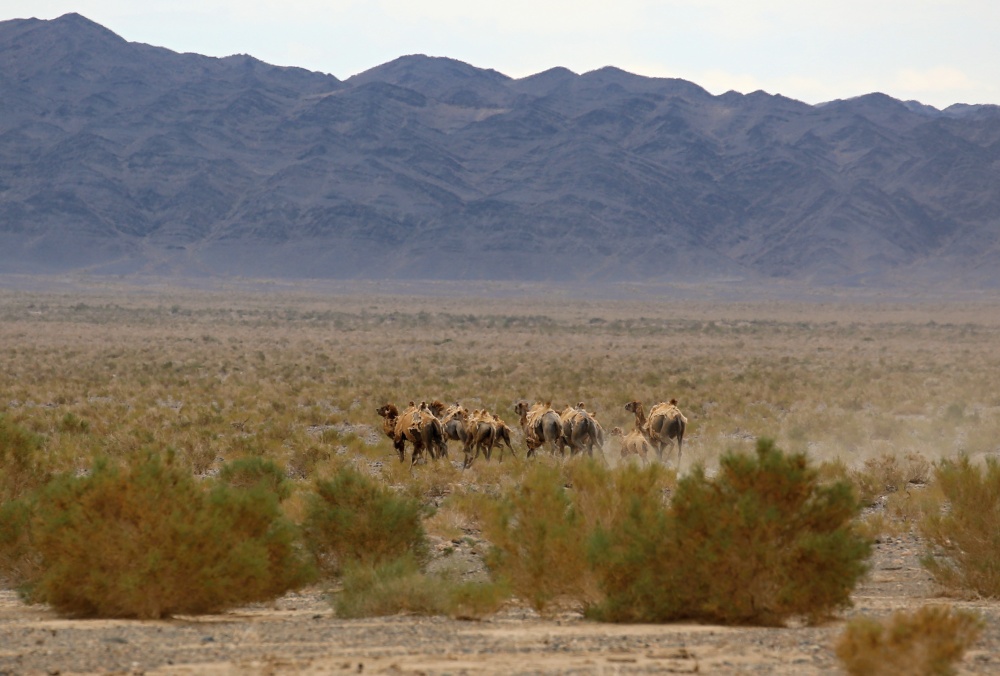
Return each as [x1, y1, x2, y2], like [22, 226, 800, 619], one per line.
[430, 401, 469, 455]
[461, 409, 517, 468]
[467, 410, 517, 467]
[624, 399, 687, 468]
[376, 401, 447, 466]
[514, 401, 563, 457]
[610, 426, 653, 465]
[559, 403, 605, 458]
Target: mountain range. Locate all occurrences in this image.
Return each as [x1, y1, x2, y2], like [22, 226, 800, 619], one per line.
[2, 13, 1000, 286]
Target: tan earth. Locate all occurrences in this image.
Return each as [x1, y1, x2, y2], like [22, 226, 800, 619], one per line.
[2, 533, 998, 675]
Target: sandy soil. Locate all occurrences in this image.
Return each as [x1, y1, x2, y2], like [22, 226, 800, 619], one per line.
[1, 534, 998, 675]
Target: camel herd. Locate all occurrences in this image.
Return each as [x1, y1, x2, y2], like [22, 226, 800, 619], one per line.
[375, 399, 687, 469]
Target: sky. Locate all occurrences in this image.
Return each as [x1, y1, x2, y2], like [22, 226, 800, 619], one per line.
[3, 0, 999, 109]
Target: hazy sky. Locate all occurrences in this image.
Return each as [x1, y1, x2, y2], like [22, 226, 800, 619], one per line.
[5, 1, 998, 108]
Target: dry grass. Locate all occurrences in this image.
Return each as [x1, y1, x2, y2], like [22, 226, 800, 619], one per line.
[2, 281, 1000, 542]
[836, 604, 983, 676]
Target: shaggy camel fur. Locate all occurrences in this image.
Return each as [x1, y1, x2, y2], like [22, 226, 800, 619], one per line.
[514, 401, 563, 457]
[610, 426, 654, 465]
[559, 403, 605, 457]
[624, 399, 687, 468]
[462, 409, 517, 468]
[376, 401, 447, 466]
[429, 401, 469, 455]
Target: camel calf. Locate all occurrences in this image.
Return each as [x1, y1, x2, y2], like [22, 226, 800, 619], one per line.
[610, 426, 654, 465]
[624, 399, 687, 468]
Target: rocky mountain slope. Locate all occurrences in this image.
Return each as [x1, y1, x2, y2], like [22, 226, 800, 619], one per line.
[2, 13, 999, 286]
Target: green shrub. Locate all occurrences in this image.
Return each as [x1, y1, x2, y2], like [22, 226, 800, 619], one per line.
[583, 467, 677, 622]
[588, 438, 871, 625]
[218, 456, 292, 501]
[0, 415, 50, 502]
[482, 461, 594, 614]
[301, 466, 428, 577]
[0, 497, 42, 590]
[334, 554, 508, 619]
[835, 605, 982, 676]
[921, 457, 1000, 596]
[22, 453, 314, 618]
[57, 412, 90, 434]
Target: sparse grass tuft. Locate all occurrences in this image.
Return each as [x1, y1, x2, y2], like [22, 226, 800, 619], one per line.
[921, 457, 1000, 596]
[333, 554, 508, 619]
[835, 605, 982, 676]
[217, 456, 292, 501]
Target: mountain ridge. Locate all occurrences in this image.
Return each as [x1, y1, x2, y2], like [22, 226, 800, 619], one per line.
[1, 14, 999, 287]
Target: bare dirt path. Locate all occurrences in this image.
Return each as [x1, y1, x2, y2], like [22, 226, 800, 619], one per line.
[2, 534, 999, 675]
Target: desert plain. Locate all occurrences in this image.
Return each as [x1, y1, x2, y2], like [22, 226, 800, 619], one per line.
[1, 276, 1000, 674]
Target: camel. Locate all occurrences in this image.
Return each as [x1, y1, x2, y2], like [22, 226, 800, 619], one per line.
[462, 409, 517, 468]
[559, 403, 605, 458]
[610, 426, 654, 465]
[376, 401, 447, 466]
[624, 399, 687, 468]
[429, 401, 469, 455]
[514, 401, 563, 457]
[376, 403, 399, 442]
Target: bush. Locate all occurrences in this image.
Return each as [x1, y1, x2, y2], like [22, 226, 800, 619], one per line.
[588, 438, 871, 625]
[20, 453, 314, 618]
[835, 605, 982, 676]
[921, 457, 1000, 596]
[301, 466, 428, 577]
[582, 466, 678, 622]
[0, 498, 42, 590]
[482, 461, 594, 613]
[852, 452, 932, 507]
[0, 415, 50, 502]
[218, 456, 292, 501]
[333, 554, 508, 619]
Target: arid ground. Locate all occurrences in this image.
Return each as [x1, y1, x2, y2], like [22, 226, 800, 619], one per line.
[2, 277, 1000, 674]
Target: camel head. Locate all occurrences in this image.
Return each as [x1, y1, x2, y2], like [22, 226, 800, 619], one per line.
[376, 403, 398, 420]
[428, 400, 446, 417]
[610, 426, 624, 437]
[624, 400, 641, 413]
[514, 401, 529, 417]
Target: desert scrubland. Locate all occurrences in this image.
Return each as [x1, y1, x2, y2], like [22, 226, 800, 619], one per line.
[2, 278, 1000, 674]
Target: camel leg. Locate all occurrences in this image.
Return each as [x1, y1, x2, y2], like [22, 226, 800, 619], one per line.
[502, 440, 516, 461]
[411, 438, 425, 467]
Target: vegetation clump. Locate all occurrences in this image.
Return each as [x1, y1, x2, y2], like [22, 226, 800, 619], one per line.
[302, 465, 428, 577]
[16, 452, 314, 618]
[835, 605, 982, 676]
[588, 438, 871, 625]
[483, 461, 598, 613]
[921, 457, 1000, 596]
[0, 415, 50, 502]
[218, 456, 292, 501]
[334, 553, 508, 619]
